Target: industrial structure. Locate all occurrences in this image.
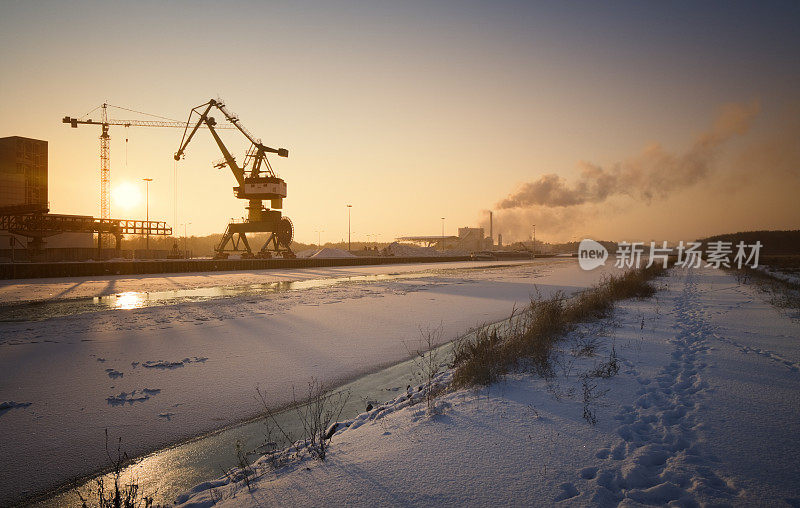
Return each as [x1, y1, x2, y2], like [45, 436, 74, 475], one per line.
[0, 135, 171, 261]
[0, 136, 48, 208]
[62, 103, 234, 245]
[174, 99, 295, 259]
[397, 227, 492, 252]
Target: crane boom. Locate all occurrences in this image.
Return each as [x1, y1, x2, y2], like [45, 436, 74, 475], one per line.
[63, 117, 236, 129]
[174, 101, 245, 184]
[173, 99, 287, 162]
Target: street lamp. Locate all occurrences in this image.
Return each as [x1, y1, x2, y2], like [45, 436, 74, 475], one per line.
[347, 204, 352, 252]
[441, 217, 445, 251]
[315, 230, 324, 248]
[181, 222, 192, 258]
[143, 178, 153, 254]
[532, 224, 536, 258]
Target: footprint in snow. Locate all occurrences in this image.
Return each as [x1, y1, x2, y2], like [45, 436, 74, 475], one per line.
[554, 482, 579, 502]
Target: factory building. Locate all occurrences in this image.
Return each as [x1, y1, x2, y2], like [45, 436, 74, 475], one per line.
[0, 136, 48, 208]
[1, 136, 94, 259]
[458, 227, 488, 251]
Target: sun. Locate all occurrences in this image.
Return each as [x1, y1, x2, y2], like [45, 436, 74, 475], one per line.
[112, 182, 142, 211]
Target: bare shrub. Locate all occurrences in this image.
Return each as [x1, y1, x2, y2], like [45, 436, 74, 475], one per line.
[590, 343, 620, 379]
[581, 377, 608, 426]
[76, 430, 153, 508]
[258, 379, 350, 462]
[408, 325, 446, 413]
[234, 440, 255, 492]
[295, 379, 350, 460]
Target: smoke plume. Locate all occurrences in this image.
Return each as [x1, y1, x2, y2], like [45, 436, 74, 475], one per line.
[497, 101, 761, 210]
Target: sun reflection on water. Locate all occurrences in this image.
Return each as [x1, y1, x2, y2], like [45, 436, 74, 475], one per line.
[113, 292, 146, 310]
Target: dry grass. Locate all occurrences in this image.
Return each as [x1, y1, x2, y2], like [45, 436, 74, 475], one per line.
[452, 265, 664, 388]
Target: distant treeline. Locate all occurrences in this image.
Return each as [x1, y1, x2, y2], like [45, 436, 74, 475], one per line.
[699, 230, 800, 255]
[507, 240, 617, 255]
[120, 233, 388, 257]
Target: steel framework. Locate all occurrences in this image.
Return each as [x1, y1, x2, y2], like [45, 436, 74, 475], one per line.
[1, 210, 171, 258]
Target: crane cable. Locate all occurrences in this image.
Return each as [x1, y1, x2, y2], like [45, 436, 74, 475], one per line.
[125, 125, 129, 167]
[107, 104, 182, 122]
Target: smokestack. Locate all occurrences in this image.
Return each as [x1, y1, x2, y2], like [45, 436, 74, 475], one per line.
[489, 210, 493, 246]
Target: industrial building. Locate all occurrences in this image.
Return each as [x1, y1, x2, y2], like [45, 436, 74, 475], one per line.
[0, 135, 170, 261]
[0, 136, 48, 208]
[397, 226, 493, 252]
[0, 136, 94, 258]
[457, 227, 488, 251]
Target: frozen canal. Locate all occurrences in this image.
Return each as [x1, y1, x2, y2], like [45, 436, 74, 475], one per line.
[0, 259, 611, 505]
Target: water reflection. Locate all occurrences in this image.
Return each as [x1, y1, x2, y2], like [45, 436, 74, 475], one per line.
[109, 292, 147, 310]
[1, 263, 536, 323]
[0, 272, 424, 322]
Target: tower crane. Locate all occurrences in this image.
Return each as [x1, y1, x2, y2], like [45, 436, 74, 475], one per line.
[174, 99, 295, 259]
[62, 103, 235, 245]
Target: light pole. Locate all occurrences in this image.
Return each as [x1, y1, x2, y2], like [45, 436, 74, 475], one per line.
[532, 224, 536, 258]
[347, 204, 352, 252]
[441, 217, 445, 251]
[143, 178, 153, 253]
[315, 230, 324, 248]
[182, 222, 191, 258]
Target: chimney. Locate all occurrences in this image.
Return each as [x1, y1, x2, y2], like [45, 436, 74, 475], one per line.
[489, 211, 493, 246]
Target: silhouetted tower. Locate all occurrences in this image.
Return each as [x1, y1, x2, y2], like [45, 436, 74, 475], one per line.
[99, 104, 110, 222]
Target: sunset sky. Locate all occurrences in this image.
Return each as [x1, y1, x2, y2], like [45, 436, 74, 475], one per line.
[1, 1, 798, 244]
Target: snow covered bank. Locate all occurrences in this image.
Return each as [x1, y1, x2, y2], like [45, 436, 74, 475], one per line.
[1, 259, 615, 505]
[177, 267, 800, 506]
[756, 265, 800, 286]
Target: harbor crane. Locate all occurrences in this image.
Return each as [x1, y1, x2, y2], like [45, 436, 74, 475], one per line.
[63, 103, 235, 245]
[174, 99, 295, 259]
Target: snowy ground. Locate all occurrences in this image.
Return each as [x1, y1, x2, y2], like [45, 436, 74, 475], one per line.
[0, 259, 617, 505]
[176, 267, 800, 507]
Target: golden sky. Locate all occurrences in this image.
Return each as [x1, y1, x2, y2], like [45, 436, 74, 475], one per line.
[1, 1, 798, 243]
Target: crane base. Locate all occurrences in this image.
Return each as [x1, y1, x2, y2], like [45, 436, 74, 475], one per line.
[214, 219, 293, 258]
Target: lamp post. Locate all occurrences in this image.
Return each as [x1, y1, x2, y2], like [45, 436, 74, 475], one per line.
[143, 178, 153, 254]
[441, 217, 445, 251]
[182, 222, 191, 258]
[347, 204, 352, 251]
[315, 230, 324, 248]
[532, 224, 536, 258]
